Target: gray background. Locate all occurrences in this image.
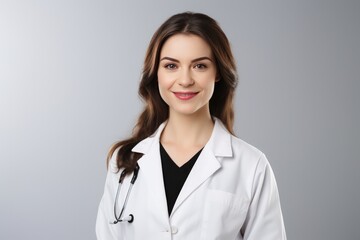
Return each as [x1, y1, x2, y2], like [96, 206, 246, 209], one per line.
[1, 0, 359, 239]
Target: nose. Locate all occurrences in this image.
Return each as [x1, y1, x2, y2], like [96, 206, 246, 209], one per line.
[178, 68, 195, 87]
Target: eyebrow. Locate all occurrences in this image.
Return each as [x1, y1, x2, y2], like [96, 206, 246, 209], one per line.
[159, 56, 213, 63]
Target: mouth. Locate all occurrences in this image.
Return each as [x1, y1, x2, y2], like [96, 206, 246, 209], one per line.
[173, 91, 199, 100]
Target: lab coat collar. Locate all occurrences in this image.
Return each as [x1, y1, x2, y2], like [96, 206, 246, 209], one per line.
[206, 117, 233, 158]
[131, 118, 233, 218]
[131, 117, 233, 158]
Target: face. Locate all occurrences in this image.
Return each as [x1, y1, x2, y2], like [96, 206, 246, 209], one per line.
[157, 34, 217, 118]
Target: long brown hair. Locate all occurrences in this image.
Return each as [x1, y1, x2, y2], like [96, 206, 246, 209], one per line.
[108, 12, 238, 173]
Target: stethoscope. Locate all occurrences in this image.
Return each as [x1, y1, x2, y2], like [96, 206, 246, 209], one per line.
[110, 164, 140, 224]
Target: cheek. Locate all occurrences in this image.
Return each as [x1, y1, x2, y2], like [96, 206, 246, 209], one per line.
[205, 83, 215, 100]
[158, 84, 167, 102]
[157, 72, 171, 103]
[198, 75, 216, 95]
[157, 71, 172, 89]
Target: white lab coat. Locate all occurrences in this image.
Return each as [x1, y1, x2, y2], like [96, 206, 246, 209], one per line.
[96, 118, 286, 240]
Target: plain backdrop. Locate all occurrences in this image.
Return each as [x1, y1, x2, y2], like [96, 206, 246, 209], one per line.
[1, 0, 359, 239]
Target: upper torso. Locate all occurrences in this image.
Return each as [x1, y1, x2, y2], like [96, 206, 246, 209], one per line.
[96, 119, 286, 240]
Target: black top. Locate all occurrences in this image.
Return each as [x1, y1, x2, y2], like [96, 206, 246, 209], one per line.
[160, 143, 203, 215]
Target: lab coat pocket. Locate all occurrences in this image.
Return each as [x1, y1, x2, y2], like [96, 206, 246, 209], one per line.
[200, 189, 249, 240]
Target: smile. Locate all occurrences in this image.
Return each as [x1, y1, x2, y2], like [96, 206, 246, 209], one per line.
[173, 92, 199, 100]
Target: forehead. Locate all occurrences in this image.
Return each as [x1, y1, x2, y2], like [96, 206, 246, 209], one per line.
[160, 34, 213, 59]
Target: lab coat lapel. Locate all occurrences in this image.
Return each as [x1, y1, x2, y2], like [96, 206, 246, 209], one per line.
[133, 123, 170, 220]
[170, 146, 221, 216]
[132, 119, 233, 219]
[171, 119, 233, 216]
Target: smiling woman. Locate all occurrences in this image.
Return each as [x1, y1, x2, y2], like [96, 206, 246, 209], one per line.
[96, 12, 287, 240]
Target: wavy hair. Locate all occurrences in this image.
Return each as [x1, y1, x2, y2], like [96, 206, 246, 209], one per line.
[108, 12, 238, 173]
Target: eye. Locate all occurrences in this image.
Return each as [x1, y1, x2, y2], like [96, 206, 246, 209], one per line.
[164, 63, 177, 70]
[194, 63, 207, 69]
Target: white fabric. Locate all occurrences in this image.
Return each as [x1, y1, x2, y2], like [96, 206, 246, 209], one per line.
[96, 118, 287, 240]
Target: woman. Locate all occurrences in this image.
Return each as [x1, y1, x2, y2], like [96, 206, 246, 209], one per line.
[96, 12, 286, 240]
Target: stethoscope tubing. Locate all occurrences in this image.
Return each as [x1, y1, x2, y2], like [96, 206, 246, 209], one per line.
[111, 164, 139, 224]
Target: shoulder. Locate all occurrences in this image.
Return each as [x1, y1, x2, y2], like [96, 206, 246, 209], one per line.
[211, 122, 273, 197]
[231, 135, 264, 161]
[230, 135, 270, 173]
[213, 118, 266, 165]
[211, 118, 269, 175]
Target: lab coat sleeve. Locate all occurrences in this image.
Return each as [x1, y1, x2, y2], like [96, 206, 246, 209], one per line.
[241, 153, 287, 240]
[96, 150, 120, 240]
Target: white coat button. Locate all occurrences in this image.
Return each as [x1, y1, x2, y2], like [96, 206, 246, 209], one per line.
[171, 226, 178, 234]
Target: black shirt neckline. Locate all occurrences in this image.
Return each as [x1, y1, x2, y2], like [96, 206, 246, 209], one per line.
[160, 142, 203, 215]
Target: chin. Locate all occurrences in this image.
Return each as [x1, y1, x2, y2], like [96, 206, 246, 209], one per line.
[170, 105, 208, 117]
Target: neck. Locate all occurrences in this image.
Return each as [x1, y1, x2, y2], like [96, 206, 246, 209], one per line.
[161, 109, 214, 148]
